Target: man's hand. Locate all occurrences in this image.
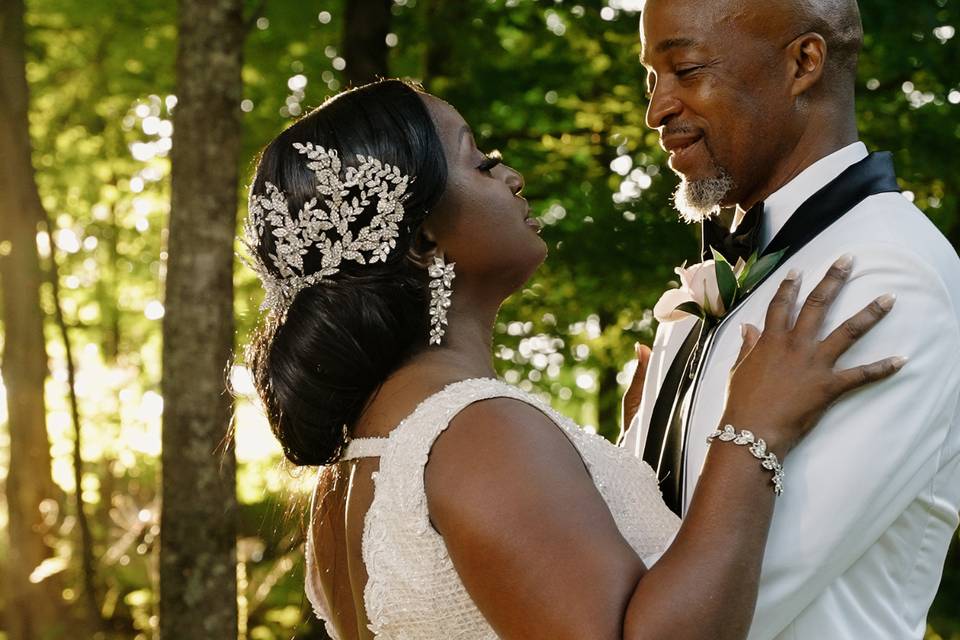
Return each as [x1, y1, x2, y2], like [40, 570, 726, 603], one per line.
[622, 343, 652, 432]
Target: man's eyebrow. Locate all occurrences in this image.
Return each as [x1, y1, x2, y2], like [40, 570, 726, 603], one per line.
[655, 37, 699, 53]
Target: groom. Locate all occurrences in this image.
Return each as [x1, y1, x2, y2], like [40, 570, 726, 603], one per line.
[623, 0, 960, 638]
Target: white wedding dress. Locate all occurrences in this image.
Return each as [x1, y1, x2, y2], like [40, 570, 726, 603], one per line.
[305, 377, 681, 639]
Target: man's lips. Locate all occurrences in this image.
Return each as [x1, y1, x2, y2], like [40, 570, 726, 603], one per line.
[661, 133, 703, 155]
[662, 133, 706, 173]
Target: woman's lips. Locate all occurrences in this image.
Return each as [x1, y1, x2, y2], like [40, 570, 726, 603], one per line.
[522, 201, 542, 233]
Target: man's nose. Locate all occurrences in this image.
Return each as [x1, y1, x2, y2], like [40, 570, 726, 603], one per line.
[645, 85, 683, 130]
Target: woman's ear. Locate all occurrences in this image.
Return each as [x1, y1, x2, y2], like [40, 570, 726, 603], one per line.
[407, 223, 439, 269]
[786, 32, 827, 98]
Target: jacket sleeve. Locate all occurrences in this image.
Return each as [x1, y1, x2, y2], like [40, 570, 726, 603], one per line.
[747, 242, 960, 638]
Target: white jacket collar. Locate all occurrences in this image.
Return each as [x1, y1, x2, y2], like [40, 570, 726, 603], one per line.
[734, 141, 869, 251]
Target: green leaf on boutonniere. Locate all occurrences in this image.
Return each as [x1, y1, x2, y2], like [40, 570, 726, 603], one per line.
[675, 301, 705, 317]
[710, 247, 738, 310]
[737, 252, 759, 287]
[740, 248, 789, 294]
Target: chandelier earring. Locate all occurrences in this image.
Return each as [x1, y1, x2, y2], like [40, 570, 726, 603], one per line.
[428, 255, 456, 346]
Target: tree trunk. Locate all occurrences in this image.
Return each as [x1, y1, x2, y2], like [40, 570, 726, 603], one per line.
[423, 0, 471, 82]
[0, 0, 69, 637]
[99, 182, 121, 362]
[159, 0, 243, 638]
[343, 0, 392, 86]
[44, 211, 102, 629]
[596, 363, 621, 443]
[595, 311, 621, 443]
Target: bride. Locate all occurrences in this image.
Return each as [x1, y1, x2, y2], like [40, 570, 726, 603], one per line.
[241, 79, 903, 639]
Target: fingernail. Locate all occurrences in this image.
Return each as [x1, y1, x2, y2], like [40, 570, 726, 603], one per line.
[635, 341, 641, 352]
[741, 323, 747, 338]
[876, 293, 897, 311]
[786, 268, 801, 281]
[892, 356, 909, 369]
[835, 254, 854, 270]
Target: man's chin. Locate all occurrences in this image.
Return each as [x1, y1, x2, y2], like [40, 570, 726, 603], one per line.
[673, 172, 735, 224]
[670, 165, 729, 191]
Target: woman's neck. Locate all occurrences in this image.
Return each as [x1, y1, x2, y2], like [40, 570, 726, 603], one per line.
[351, 307, 498, 439]
[406, 304, 498, 381]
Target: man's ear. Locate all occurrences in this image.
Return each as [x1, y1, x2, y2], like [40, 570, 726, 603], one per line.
[407, 223, 440, 269]
[786, 32, 827, 97]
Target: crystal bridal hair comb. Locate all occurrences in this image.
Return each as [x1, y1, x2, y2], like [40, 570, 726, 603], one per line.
[241, 142, 413, 313]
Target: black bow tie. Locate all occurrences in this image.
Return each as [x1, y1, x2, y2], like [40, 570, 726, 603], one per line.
[701, 201, 764, 263]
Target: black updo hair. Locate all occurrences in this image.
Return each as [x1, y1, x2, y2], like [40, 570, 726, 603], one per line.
[244, 79, 448, 466]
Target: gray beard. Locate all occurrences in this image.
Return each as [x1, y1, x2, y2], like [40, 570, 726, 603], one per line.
[673, 169, 735, 224]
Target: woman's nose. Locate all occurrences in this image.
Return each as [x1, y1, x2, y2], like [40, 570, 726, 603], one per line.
[505, 165, 524, 196]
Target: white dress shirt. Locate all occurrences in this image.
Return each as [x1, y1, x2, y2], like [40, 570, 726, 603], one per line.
[624, 142, 960, 639]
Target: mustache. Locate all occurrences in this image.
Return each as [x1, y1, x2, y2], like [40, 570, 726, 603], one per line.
[662, 124, 702, 137]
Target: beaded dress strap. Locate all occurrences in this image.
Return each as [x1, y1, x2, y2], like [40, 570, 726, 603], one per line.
[343, 436, 390, 460]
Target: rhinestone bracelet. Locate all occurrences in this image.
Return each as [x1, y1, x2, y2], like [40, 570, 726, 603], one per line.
[706, 425, 784, 496]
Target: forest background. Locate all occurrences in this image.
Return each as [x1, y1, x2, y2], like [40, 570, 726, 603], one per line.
[0, 0, 957, 638]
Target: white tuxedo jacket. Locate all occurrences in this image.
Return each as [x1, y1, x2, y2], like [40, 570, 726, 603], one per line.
[623, 143, 960, 639]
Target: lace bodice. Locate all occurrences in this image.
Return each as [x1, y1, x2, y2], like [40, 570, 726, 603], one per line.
[305, 378, 681, 639]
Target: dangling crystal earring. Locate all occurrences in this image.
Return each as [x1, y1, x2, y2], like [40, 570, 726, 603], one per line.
[428, 255, 456, 345]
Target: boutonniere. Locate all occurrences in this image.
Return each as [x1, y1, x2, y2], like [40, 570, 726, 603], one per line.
[653, 248, 787, 323]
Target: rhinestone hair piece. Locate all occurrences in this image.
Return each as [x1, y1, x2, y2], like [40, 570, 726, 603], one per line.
[241, 142, 411, 313]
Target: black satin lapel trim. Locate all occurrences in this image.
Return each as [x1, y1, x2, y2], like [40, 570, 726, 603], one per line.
[765, 152, 900, 259]
[721, 152, 900, 322]
[643, 318, 702, 509]
[643, 321, 701, 464]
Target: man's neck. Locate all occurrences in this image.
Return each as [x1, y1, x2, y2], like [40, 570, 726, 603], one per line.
[739, 122, 858, 212]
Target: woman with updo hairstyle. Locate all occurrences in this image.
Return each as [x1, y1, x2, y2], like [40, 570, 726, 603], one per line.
[241, 79, 903, 639]
[245, 79, 448, 467]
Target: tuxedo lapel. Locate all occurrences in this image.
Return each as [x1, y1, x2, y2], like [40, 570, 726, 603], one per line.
[642, 152, 901, 516]
[720, 152, 901, 325]
[641, 318, 704, 511]
[641, 207, 729, 512]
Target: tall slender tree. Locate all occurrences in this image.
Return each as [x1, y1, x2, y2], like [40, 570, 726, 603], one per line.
[0, 0, 69, 637]
[159, 0, 244, 637]
[343, 0, 392, 86]
[44, 208, 101, 630]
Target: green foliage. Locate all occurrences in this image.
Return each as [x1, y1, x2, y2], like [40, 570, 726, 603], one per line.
[0, 0, 957, 637]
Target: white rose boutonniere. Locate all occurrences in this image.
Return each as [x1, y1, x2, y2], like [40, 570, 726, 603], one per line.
[654, 248, 787, 323]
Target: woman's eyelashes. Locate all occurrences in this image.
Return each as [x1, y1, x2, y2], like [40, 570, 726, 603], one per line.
[477, 149, 503, 173]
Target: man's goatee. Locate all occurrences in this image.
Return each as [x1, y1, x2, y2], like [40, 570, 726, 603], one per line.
[673, 170, 735, 223]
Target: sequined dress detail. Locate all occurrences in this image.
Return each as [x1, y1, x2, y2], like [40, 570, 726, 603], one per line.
[305, 378, 681, 639]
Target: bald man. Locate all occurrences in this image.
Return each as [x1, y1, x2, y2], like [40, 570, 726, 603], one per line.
[624, 0, 960, 638]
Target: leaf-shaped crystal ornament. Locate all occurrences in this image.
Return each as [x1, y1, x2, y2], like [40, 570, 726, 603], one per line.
[240, 143, 411, 314]
[718, 425, 738, 442]
[707, 425, 785, 496]
[750, 440, 768, 458]
[428, 257, 456, 345]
